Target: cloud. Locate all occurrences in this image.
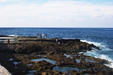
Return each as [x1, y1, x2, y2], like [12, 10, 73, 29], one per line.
[0, 1, 113, 27]
[0, 0, 6, 2]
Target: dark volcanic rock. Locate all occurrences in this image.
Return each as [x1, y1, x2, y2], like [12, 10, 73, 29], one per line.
[0, 38, 112, 75]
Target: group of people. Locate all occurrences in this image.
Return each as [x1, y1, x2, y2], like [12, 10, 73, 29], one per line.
[37, 33, 47, 39]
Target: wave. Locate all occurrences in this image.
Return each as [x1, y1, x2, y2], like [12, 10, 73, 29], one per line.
[8, 35, 18, 37]
[100, 55, 113, 68]
[81, 40, 102, 47]
[81, 40, 113, 68]
[81, 40, 111, 51]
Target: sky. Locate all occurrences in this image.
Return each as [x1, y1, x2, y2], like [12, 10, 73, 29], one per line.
[0, 0, 113, 27]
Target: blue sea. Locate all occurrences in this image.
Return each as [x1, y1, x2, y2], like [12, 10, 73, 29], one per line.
[0, 28, 113, 68]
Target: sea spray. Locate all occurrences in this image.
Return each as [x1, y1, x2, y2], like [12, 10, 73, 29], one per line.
[81, 40, 113, 68]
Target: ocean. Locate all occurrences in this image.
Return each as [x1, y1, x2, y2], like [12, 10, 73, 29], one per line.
[0, 28, 113, 68]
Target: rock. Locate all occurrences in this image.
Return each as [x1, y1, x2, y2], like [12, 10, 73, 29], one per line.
[42, 72, 47, 75]
[0, 65, 11, 75]
[0, 38, 112, 75]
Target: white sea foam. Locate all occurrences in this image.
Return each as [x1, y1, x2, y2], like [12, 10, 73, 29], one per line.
[82, 40, 113, 68]
[81, 40, 102, 47]
[99, 55, 113, 68]
[8, 35, 18, 37]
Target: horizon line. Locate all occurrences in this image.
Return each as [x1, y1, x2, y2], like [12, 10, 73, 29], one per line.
[0, 27, 113, 28]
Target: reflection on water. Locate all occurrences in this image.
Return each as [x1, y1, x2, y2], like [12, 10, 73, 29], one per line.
[53, 66, 79, 72]
[76, 59, 80, 63]
[85, 58, 96, 63]
[31, 58, 56, 65]
[27, 70, 36, 75]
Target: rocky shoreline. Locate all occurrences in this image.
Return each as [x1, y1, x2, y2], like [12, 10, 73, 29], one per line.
[0, 37, 113, 75]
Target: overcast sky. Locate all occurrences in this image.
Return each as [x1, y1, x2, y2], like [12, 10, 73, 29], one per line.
[0, 0, 113, 27]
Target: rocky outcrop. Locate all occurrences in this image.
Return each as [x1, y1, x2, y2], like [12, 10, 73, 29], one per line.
[8, 39, 100, 54]
[0, 65, 11, 75]
[0, 38, 112, 75]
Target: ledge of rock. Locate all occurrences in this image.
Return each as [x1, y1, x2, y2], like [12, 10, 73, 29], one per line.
[0, 65, 11, 75]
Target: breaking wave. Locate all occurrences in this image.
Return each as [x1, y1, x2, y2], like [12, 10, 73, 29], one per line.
[81, 40, 113, 68]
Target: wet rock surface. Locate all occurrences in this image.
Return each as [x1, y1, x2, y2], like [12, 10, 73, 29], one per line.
[0, 39, 113, 75]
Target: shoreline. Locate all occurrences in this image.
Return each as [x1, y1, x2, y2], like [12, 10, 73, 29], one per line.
[0, 36, 113, 75]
